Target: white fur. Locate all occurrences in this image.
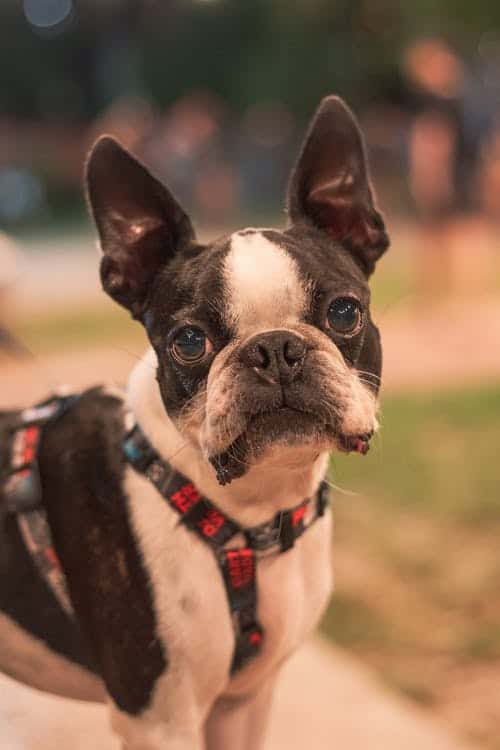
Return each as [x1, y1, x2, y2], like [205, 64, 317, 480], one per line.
[224, 230, 309, 335]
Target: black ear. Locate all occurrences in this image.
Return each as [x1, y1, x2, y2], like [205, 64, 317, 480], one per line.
[287, 96, 389, 276]
[85, 136, 195, 318]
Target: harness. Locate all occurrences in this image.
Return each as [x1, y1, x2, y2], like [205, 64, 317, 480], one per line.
[2, 395, 79, 616]
[2, 393, 330, 674]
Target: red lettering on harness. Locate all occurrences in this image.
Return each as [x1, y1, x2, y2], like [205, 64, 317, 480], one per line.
[249, 630, 262, 646]
[292, 503, 307, 526]
[170, 483, 201, 513]
[197, 508, 225, 538]
[226, 549, 254, 589]
[22, 426, 39, 465]
[12, 426, 40, 470]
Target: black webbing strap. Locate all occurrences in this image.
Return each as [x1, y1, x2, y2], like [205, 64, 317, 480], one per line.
[2, 394, 80, 615]
[124, 423, 330, 674]
[220, 548, 263, 671]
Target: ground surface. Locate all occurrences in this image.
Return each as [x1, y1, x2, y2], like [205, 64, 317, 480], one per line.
[0, 638, 472, 750]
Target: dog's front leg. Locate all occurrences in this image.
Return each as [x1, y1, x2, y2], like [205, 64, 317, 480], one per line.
[204, 674, 278, 750]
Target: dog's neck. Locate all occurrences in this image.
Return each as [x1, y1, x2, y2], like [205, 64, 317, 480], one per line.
[127, 348, 329, 527]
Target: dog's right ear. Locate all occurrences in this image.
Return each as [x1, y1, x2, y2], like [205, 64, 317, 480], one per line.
[85, 136, 195, 319]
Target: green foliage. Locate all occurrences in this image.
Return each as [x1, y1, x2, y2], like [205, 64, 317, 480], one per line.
[331, 386, 500, 524]
[3, 0, 500, 121]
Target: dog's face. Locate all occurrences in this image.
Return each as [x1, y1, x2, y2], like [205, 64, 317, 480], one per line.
[86, 96, 389, 485]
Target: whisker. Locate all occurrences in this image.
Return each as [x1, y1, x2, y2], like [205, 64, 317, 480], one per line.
[323, 475, 361, 498]
[356, 369, 381, 383]
[113, 346, 157, 370]
[164, 440, 191, 464]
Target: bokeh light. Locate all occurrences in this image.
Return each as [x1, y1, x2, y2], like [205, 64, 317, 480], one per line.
[0, 168, 44, 222]
[23, 0, 73, 30]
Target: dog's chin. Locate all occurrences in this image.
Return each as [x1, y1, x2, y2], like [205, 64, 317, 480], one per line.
[206, 409, 334, 486]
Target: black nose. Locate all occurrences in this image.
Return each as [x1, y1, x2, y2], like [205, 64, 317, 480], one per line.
[240, 331, 307, 384]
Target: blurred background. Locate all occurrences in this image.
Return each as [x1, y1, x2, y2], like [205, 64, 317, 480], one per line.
[0, 1, 499, 748]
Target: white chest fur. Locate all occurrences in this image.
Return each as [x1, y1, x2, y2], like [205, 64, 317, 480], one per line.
[125, 467, 333, 718]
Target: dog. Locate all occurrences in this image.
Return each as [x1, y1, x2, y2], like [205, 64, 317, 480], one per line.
[0, 96, 389, 750]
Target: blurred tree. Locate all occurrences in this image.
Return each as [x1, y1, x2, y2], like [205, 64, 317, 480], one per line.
[2, 0, 500, 122]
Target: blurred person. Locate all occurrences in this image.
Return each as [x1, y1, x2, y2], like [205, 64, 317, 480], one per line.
[477, 121, 500, 220]
[403, 37, 473, 296]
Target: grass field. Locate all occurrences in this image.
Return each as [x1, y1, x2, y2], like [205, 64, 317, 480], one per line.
[323, 385, 500, 748]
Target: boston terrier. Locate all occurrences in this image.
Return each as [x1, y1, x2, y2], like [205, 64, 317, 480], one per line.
[0, 96, 389, 750]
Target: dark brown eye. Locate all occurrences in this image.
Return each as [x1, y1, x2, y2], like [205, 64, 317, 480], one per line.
[327, 297, 362, 335]
[171, 326, 212, 364]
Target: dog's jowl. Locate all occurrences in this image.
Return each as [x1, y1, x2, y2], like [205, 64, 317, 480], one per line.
[0, 96, 389, 750]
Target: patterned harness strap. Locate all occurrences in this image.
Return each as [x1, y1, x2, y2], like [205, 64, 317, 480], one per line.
[124, 424, 330, 673]
[2, 395, 79, 616]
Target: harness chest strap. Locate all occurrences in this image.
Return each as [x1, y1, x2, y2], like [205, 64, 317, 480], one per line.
[124, 424, 330, 673]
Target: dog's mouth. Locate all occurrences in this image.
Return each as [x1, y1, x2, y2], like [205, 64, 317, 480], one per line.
[208, 407, 372, 486]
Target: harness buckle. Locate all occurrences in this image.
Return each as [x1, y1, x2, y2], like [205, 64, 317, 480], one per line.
[123, 427, 157, 473]
[4, 466, 42, 513]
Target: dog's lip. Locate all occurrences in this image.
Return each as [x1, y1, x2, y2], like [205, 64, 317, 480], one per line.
[207, 407, 373, 485]
[210, 406, 373, 461]
[336, 432, 373, 455]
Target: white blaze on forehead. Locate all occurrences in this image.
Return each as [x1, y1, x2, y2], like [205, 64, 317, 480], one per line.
[224, 230, 307, 333]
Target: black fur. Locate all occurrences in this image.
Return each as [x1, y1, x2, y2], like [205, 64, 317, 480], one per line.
[0, 390, 167, 714]
[86, 137, 195, 319]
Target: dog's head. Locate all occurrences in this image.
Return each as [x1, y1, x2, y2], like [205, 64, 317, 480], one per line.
[85, 96, 389, 485]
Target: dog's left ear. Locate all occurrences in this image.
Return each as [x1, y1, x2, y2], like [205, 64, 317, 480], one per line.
[287, 96, 389, 276]
[85, 136, 195, 319]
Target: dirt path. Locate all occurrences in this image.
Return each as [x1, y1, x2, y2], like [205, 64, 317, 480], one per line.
[380, 298, 500, 391]
[0, 638, 472, 750]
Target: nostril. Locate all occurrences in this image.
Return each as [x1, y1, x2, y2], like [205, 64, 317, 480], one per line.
[283, 337, 306, 367]
[256, 344, 270, 369]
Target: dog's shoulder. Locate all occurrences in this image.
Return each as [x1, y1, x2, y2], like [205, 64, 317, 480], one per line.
[37, 386, 168, 715]
[41, 385, 127, 474]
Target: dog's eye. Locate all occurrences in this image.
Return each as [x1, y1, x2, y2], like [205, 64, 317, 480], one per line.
[327, 297, 362, 335]
[171, 326, 212, 364]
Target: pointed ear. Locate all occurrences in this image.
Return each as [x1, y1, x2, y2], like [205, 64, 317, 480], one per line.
[287, 96, 389, 276]
[85, 136, 195, 318]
